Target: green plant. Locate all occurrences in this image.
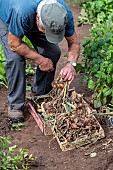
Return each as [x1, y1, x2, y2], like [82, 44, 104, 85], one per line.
[11, 122, 25, 131]
[25, 64, 35, 91]
[25, 64, 35, 76]
[0, 136, 35, 170]
[77, 0, 113, 26]
[82, 19, 113, 108]
[0, 44, 8, 87]
[22, 37, 33, 48]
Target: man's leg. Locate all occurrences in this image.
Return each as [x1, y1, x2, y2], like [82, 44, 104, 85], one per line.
[26, 31, 61, 95]
[0, 19, 26, 121]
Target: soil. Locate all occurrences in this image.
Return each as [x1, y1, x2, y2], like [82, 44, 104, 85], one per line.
[1, 4, 113, 170]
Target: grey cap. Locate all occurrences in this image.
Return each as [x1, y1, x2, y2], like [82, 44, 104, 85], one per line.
[41, 2, 68, 43]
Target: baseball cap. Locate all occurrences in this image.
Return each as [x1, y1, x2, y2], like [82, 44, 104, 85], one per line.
[37, 0, 68, 43]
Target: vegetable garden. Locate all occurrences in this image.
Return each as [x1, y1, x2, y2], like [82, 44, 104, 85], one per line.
[0, 0, 113, 169]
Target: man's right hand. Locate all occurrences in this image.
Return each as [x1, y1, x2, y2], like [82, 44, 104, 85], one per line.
[39, 57, 54, 72]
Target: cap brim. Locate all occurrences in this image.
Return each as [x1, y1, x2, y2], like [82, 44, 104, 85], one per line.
[45, 28, 65, 44]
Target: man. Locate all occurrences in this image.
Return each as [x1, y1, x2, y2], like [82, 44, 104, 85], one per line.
[0, 0, 80, 122]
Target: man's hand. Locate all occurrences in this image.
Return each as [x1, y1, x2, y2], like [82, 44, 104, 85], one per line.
[39, 57, 54, 72]
[60, 63, 75, 83]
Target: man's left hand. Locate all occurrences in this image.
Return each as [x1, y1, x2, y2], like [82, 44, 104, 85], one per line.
[60, 63, 75, 84]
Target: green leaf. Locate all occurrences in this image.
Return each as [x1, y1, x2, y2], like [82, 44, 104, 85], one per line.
[82, 39, 90, 47]
[108, 45, 113, 51]
[92, 64, 98, 73]
[107, 63, 113, 73]
[102, 87, 110, 94]
[82, 75, 88, 84]
[63, 103, 72, 113]
[107, 74, 112, 84]
[104, 89, 111, 97]
[101, 72, 107, 79]
[94, 99, 101, 108]
[26, 85, 31, 91]
[25, 64, 35, 76]
[88, 79, 95, 90]
[102, 97, 107, 105]
[75, 63, 85, 73]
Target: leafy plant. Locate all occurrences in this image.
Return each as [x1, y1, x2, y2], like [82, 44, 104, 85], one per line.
[11, 122, 25, 131]
[26, 64, 35, 76]
[82, 19, 113, 107]
[26, 85, 31, 91]
[0, 44, 8, 88]
[77, 0, 113, 26]
[0, 136, 35, 170]
[22, 37, 33, 48]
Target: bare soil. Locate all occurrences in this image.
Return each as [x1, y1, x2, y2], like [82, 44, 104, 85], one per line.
[0, 4, 113, 170]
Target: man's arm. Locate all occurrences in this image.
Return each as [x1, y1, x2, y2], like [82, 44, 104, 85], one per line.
[66, 32, 80, 63]
[60, 32, 80, 83]
[8, 32, 54, 72]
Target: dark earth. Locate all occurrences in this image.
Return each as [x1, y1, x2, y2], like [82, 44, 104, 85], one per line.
[0, 4, 113, 170]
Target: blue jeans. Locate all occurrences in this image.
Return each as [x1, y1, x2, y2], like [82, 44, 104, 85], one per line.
[0, 19, 61, 110]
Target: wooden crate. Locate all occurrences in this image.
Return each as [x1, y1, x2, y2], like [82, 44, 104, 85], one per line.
[41, 103, 105, 151]
[28, 101, 105, 152]
[28, 102, 52, 136]
[52, 115, 105, 151]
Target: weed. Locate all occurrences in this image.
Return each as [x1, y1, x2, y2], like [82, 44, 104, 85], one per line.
[0, 136, 35, 170]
